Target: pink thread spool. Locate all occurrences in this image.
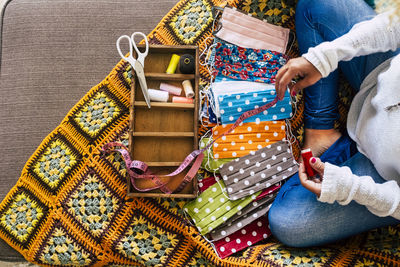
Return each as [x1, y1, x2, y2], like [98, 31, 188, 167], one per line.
[172, 96, 194, 104]
[159, 82, 182, 96]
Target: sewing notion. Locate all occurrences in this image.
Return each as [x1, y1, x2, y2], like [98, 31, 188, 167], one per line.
[126, 44, 200, 198]
[116, 32, 151, 108]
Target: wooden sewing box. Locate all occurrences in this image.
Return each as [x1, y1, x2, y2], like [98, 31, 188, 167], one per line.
[128, 44, 199, 198]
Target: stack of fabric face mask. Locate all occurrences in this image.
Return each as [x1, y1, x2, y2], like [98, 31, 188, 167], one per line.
[184, 177, 281, 258]
[206, 5, 293, 125]
[188, 6, 298, 259]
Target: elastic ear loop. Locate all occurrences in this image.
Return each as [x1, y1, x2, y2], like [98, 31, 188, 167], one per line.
[199, 129, 214, 171]
[287, 31, 297, 55]
[183, 198, 218, 247]
[283, 119, 300, 166]
[202, 234, 219, 257]
[199, 36, 220, 125]
[285, 87, 300, 150]
[183, 208, 197, 228]
[214, 170, 231, 199]
[199, 36, 215, 66]
[211, 7, 223, 35]
[199, 86, 209, 127]
[207, 85, 221, 125]
[209, 41, 222, 125]
[199, 36, 214, 126]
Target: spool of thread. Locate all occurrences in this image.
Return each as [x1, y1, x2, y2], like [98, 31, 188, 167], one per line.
[182, 80, 194, 98]
[148, 89, 169, 102]
[179, 54, 195, 74]
[172, 96, 194, 104]
[166, 54, 180, 74]
[159, 82, 182, 96]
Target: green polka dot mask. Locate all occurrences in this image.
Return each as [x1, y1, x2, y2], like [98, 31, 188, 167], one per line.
[184, 180, 260, 235]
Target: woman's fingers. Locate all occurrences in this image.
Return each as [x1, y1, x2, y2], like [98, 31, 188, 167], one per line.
[275, 66, 289, 100]
[275, 57, 322, 100]
[277, 68, 299, 99]
[309, 157, 325, 177]
[299, 161, 322, 197]
[275, 63, 296, 100]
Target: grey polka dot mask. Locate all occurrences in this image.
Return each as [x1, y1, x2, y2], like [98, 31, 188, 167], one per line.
[219, 141, 298, 200]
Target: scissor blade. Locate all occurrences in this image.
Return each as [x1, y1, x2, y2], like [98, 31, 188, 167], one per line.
[134, 61, 151, 108]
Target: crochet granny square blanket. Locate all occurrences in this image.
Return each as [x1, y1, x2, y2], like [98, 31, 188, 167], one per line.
[1, 0, 400, 266]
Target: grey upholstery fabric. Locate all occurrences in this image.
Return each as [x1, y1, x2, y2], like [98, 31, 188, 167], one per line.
[0, 0, 178, 261]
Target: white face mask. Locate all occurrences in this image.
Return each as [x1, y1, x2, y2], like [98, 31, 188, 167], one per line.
[220, 141, 298, 200]
[214, 7, 290, 53]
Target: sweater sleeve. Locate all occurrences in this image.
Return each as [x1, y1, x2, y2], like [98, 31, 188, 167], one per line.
[302, 11, 400, 77]
[318, 163, 400, 220]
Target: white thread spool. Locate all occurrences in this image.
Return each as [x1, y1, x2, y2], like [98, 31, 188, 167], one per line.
[159, 82, 182, 96]
[148, 89, 169, 102]
[182, 80, 194, 98]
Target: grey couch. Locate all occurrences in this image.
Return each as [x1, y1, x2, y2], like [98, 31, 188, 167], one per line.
[0, 0, 178, 261]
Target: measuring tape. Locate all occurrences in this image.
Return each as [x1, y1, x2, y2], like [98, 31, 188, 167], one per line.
[102, 96, 279, 193]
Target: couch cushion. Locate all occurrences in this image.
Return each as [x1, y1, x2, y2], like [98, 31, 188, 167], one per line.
[0, 0, 177, 261]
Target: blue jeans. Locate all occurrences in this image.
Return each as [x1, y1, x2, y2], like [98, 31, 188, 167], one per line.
[297, 0, 400, 129]
[269, 135, 400, 247]
[268, 0, 400, 247]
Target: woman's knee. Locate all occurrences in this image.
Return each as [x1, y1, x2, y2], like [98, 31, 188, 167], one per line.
[295, 0, 339, 27]
[268, 200, 315, 247]
[296, 0, 374, 33]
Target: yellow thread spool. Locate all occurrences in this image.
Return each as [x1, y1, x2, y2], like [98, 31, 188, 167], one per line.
[166, 54, 180, 74]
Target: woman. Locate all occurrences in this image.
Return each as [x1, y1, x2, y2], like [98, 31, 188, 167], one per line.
[268, 0, 400, 247]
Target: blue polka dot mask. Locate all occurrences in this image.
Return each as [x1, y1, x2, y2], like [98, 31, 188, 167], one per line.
[217, 86, 292, 124]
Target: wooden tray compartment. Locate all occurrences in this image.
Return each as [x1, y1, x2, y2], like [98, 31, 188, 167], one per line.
[128, 45, 199, 198]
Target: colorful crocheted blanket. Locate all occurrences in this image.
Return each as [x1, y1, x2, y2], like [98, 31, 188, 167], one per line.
[1, 0, 400, 266]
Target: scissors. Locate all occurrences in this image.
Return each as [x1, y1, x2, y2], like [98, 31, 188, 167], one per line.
[116, 32, 151, 108]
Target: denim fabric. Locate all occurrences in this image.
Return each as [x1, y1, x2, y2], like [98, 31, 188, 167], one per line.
[295, 0, 400, 129]
[268, 134, 400, 247]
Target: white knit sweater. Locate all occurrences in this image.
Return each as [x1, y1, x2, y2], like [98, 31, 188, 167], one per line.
[302, 11, 400, 219]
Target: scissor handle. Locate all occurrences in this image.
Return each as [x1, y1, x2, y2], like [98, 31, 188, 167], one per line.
[131, 32, 149, 66]
[116, 35, 135, 65]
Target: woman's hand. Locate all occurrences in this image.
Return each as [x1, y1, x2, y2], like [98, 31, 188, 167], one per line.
[298, 157, 325, 197]
[275, 57, 322, 100]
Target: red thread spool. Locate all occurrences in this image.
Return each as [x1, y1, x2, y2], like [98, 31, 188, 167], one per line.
[301, 148, 316, 177]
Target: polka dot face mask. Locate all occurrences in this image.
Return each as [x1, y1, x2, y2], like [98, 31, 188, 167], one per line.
[183, 180, 260, 235]
[213, 216, 272, 259]
[210, 191, 277, 241]
[219, 141, 298, 200]
[212, 121, 286, 159]
[211, 80, 277, 118]
[218, 88, 292, 125]
[212, 38, 289, 84]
